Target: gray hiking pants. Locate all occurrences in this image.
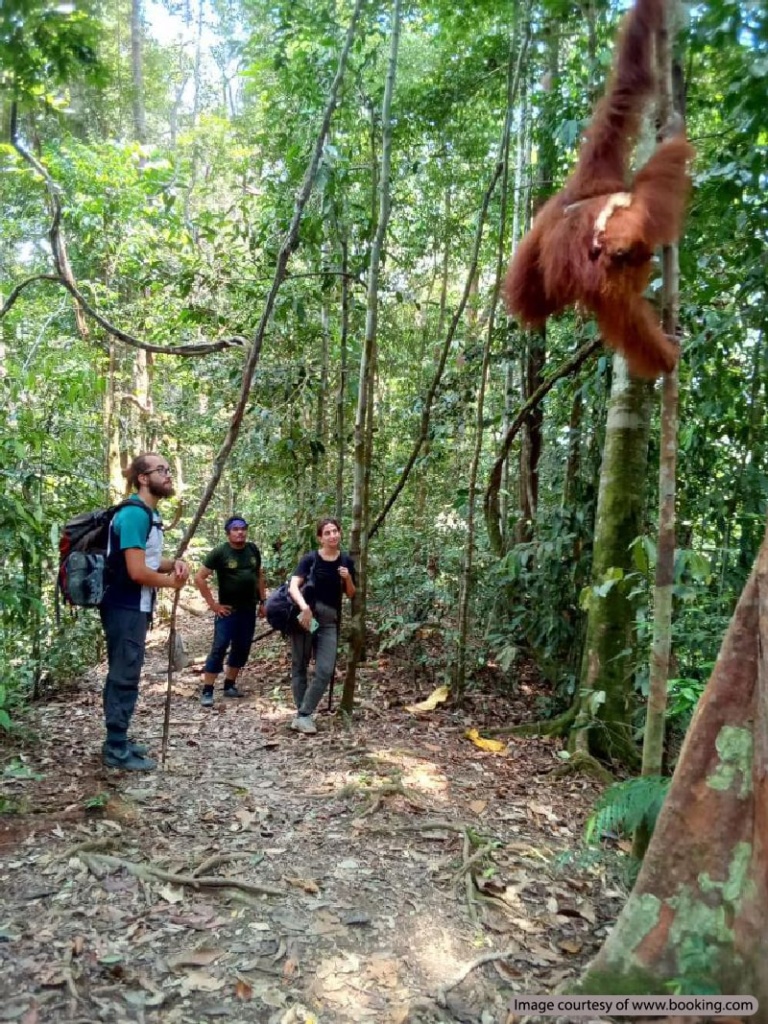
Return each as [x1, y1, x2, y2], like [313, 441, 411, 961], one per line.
[290, 601, 338, 716]
[100, 605, 150, 746]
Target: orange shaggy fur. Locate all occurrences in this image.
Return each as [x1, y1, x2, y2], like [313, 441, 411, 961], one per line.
[504, 0, 694, 379]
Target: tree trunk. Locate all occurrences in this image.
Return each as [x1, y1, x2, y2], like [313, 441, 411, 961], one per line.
[312, 261, 330, 504]
[635, 2, 683, 858]
[105, 342, 124, 500]
[340, 0, 402, 713]
[130, 0, 146, 143]
[572, 359, 653, 766]
[577, 521, 768, 1010]
[335, 237, 349, 520]
[454, 28, 528, 698]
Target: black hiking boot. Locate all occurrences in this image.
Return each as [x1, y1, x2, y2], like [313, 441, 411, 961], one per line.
[102, 739, 149, 758]
[200, 688, 214, 708]
[103, 744, 157, 772]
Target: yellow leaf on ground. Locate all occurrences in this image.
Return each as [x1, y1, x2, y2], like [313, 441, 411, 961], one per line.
[404, 685, 449, 714]
[465, 728, 508, 753]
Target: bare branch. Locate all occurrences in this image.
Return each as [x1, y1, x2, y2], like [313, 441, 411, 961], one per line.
[7, 106, 247, 358]
[0, 274, 61, 318]
[484, 336, 601, 555]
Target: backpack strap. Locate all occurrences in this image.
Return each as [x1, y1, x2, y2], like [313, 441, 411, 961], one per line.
[111, 498, 154, 542]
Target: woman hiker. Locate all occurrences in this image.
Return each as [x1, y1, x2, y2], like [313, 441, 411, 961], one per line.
[288, 517, 356, 734]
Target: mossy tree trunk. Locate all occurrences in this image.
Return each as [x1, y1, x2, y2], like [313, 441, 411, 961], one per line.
[577, 522, 768, 1012]
[572, 358, 653, 767]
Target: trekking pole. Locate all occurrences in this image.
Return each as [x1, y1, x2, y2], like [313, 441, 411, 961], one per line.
[327, 652, 337, 713]
[161, 589, 181, 767]
[252, 627, 278, 646]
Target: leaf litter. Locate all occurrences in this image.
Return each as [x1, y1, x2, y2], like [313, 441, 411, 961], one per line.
[0, 612, 628, 1022]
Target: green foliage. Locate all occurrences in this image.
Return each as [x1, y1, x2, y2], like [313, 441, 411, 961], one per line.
[0, 0, 103, 103]
[0, 684, 13, 731]
[666, 675, 708, 728]
[486, 502, 595, 696]
[83, 792, 109, 810]
[585, 775, 671, 846]
[3, 757, 43, 781]
[0, 0, 767, 744]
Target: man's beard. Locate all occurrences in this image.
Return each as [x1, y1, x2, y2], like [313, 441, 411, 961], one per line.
[148, 479, 174, 499]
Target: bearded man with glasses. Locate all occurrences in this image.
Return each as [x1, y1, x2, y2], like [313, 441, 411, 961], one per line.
[100, 453, 189, 770]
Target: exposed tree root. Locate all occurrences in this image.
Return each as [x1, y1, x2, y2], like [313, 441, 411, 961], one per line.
[449, 838, 497, 887]
[361, 819, 468, 836]
[461, 832, 479, 924]
[552, 750, 614, 783]
[78, 852, 284, 897]
[62, 836, 122, 859]
[348, 781, 427, 817]
[486, 705, 578, 738]
[434, 949, 519, 1007]
[191, 851, 263, 877]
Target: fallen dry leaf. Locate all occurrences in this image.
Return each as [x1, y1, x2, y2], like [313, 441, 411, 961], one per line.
[283, 956, 299, 978]
[235, 978, 253, 1001]
[157, 883, 184, 904]
[469, 799, 487, 815]
[464, 729, 508, 754]
[559, 938, 583, 954]
[283, 876, 320, 894]
[404, 685, 449, 714]
[177, 969, 226, 994]
[167, 947, 224, 969]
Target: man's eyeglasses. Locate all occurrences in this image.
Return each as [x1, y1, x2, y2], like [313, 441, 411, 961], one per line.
[146, 466, 172, 477]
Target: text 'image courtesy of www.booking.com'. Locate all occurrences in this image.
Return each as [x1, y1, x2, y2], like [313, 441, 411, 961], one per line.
[507, 995, 759, 1017]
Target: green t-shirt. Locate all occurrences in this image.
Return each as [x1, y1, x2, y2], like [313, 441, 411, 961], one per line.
[203, 541, 261, 610]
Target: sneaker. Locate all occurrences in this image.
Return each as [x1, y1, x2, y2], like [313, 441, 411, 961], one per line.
[200, 690, 214, 708]
[223, 684, 245, 699]
[103, 745, 157, 772]
[290, 715, 317, 735]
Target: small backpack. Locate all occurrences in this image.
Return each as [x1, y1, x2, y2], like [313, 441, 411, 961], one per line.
[57, 500, 154, 611]
[265, 552, 318, 635]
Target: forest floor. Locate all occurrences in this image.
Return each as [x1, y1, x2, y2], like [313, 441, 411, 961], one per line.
[0, 609, 628, 1024]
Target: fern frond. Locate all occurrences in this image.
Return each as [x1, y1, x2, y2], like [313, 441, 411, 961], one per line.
[585, 774, 671, 845]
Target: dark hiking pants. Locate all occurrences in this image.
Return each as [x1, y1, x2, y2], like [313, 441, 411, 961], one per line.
[100, 605, 150, 747]
[290, 601, 338, 716]
[203, 607, 257, 674]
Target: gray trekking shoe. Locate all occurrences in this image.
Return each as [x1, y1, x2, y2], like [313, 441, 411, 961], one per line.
[290, 715, 317, 735]
[103, 745, 157, 771]
[200, 690, 214, 708]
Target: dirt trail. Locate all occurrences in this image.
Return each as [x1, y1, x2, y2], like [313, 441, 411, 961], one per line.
[0, 614, 622, 1023]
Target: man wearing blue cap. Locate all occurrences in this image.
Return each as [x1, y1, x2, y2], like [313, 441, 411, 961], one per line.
[194, 516, 267, 707]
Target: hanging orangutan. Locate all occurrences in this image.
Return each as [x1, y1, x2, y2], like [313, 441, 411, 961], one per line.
[504, 0, 695, 379]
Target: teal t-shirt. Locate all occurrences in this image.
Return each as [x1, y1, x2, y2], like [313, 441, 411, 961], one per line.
[203, 542, 261, 610]
[104, 496, 162, 612]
